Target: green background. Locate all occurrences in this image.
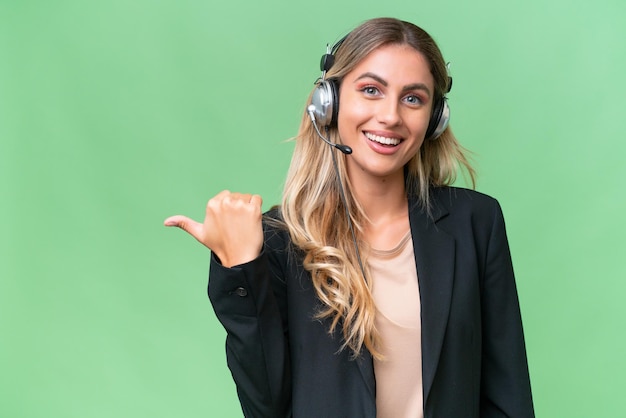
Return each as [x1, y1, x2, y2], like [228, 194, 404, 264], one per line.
[2, 0, 625, 416]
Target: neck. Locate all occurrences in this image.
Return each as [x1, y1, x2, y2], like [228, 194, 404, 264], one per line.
[348, 169, 411, 251]
[349, 169, 407, 223]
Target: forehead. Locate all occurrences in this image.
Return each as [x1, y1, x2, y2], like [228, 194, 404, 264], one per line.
[346, 43, 434, 87]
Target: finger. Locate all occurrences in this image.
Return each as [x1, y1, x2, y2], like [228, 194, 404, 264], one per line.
[228, 192, 249, 203]
[227, 193, 259, 205]
[163, 215, 204, 241]
[206, 190, 232, 215]
[250, 194, 263, 208]
[213, 190, 231, 201]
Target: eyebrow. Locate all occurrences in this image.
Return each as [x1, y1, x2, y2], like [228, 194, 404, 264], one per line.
[354, 72, 432, 97]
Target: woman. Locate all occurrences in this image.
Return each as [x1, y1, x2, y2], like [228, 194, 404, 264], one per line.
[165, 17, 534, 418]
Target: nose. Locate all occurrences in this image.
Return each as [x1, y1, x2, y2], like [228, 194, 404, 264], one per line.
[376, 98, 402, 126]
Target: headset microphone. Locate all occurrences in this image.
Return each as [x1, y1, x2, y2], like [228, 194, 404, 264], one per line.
[307, 105, 352, 154]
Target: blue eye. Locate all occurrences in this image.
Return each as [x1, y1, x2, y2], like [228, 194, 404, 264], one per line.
[404, 94, 423, 105]
[361, 86, 380, 96]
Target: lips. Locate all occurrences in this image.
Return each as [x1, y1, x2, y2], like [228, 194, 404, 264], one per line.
[364, 131, 402, 146]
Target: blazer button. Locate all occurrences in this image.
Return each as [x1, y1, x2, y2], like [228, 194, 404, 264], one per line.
[233, 287, 248, 297]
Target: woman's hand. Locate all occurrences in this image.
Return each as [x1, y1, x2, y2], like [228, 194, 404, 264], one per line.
[164, 190, 264, 268]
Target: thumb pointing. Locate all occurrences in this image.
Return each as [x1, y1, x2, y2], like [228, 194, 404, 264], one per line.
[163, 215, 204, 242]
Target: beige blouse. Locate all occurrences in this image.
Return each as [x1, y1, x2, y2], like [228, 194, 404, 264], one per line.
[369, 231, 423, 418]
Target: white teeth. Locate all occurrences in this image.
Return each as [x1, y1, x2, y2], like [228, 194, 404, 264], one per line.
[364, 132, 401, 146]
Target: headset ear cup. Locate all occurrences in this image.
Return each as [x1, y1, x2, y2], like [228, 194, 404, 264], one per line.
[425, 97, 450, 140]
[310, 79, 340, 127]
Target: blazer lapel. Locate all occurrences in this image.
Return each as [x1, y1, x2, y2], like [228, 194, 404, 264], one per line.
[408, 195, 455, 406]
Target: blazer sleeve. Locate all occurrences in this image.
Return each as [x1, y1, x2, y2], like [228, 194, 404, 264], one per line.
[207, 222, 291, 418]
[479, 200, 535, 417]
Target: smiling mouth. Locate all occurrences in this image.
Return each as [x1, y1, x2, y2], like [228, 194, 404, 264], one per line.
[364, 132, 401, 146]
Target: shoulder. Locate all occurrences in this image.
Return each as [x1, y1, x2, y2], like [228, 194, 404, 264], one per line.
[430, 186, 500, 214]
[426, 186, 506, 233]
[261, 206, 292, 254]
[262, 206, 286, 235]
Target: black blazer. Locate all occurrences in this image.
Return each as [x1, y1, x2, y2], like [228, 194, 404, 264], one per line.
[208, 187, 534, 417]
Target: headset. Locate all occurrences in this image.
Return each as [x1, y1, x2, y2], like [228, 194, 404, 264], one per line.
[307, 36, 452, 149]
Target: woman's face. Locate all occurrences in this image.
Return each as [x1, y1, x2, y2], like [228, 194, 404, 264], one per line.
[337, 43, 435, 183]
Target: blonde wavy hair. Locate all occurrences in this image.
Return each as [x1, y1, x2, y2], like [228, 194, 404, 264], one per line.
[279, 18, 475, 359]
